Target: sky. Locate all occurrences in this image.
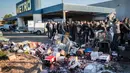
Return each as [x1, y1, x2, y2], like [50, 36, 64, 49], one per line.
[0, 0, 110, 20]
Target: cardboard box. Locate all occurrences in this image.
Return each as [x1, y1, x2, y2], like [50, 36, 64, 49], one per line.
[7, 54, 16, 61]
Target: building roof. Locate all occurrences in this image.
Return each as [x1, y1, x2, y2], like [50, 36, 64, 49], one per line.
[42, 4, 63, 14]
[4, 16, 17, 21]
[63, 3, 115, 14]
[40, 3, 115, 14]
[4, 3, 115, 21]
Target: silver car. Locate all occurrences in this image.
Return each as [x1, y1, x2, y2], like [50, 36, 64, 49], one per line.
[0, 24, 12, 31]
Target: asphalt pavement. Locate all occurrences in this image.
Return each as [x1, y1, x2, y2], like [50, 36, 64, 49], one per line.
[3, 32, 52, 43]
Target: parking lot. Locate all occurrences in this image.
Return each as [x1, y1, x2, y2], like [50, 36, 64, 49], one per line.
[3, 32, 52, 43]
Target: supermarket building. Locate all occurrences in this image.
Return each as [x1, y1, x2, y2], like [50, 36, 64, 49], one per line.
[4, 0, 115, 27]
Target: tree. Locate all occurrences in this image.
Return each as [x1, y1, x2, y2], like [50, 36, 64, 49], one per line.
[3, 14, 13, 19]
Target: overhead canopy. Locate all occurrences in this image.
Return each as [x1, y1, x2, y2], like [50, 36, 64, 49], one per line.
[41, 3, 115, 14]
[41, 3, 115, 20]
[63, 3, 115, 14]
[4, 3, 115, 21]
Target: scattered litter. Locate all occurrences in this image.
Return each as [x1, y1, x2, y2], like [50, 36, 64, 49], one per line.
[0, 34, 128, 73]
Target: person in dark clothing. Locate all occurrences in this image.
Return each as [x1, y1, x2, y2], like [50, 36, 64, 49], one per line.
[70, 23, 77, 41]
[52, 22, 57, 39]
[111, 19, 121, 51]
[64, 23, 70, 33]
[128, 20, 130, 45]
[57, 23, 63, 34]
[46, 22, 50, 38]
[57, 22, 60, 34]
[120, 18, 130, 45]
[76, 21, 83, 44]
[89, 27, 95, 39]
[49, 22, 53, 39]
[12, 25, 16, 32]
[76, 22, 82, 34]
[76, 21, 83, 45]
[95, 24, 105, 31]
[79, 21, 90, 43]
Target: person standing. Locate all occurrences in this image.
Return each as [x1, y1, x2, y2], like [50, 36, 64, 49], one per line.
[69, 22, 77, 41]
[107, 12, 116, 42]
[52, 22, 57, 40]
[89, 22, 95, 39]
[128, 20, 130, 45]
[57, 22, 60, 34]
[76, 21, 82, 34]
[76, 21, 82, 44]
[49, 22, 53, 39]
[46, 22, 50, 38]
[80, 21, 90, 44]
[120, 18, 130, 45]
[112, 19, 121, 51]
[72, 22, 77, 41]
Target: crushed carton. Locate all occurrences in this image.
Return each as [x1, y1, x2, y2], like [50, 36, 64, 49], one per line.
[91, 51, 99, 61]
[98, 54, 111, 62]
[84, 64, 97, 73]
[68, 56, 81, 69]
[7, 54, 16, 61]
[44, 56, 56, 63]
[84, 62, 104, 73]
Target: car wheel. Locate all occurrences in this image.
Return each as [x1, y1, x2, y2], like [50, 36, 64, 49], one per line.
[0, 28, 2, 31]
[36, 30, 41, 35]
[1, 28, 5, 31]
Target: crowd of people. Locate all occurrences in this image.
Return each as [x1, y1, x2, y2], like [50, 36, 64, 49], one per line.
[45, 13, 130, 52]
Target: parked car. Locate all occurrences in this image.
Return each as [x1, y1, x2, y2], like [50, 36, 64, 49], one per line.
[0, 26, 5, 31]
[0, 24, 12, 31]
[3, 24, 12, 30]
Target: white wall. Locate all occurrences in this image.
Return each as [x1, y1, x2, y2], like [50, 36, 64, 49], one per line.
[33, 14, 42, 24]
[17, 17, 25, 27]
[125, 0, 130, 18]
[91, 0, 130, 20]
[34, 0, 41, 10]
[114, 0, 126, 20]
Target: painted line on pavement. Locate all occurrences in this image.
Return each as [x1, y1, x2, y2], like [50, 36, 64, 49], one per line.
[5, 36, 48, 38]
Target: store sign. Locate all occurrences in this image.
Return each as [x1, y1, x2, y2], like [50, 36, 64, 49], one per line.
[17, 0, 32, 14]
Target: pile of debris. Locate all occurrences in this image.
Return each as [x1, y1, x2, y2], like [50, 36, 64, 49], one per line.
[0, 34, 127, 73]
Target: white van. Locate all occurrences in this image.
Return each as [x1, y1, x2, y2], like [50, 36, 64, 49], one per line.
[28, 21, 46, 35]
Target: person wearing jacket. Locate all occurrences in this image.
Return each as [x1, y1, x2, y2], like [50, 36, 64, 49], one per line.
[69, 22, 77, 41]
[79, 21, 90, 44]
